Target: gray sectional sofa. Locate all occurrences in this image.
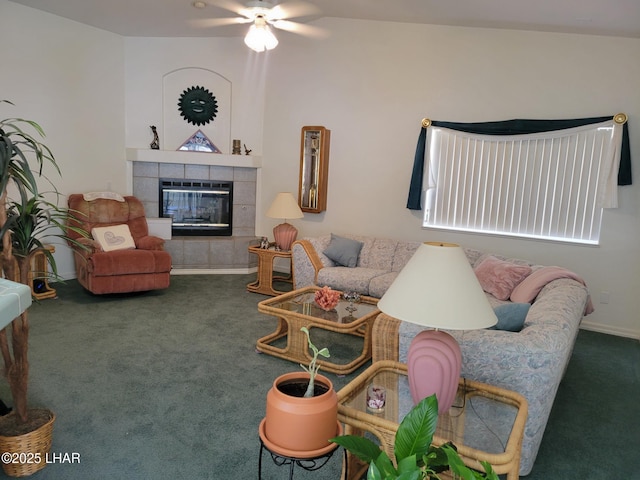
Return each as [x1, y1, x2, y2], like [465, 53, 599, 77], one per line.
[291, 234, 590, 475]
[292, 234, 420, 297]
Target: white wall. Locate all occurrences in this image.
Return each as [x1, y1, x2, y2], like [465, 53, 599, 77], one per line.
[3, 3, 639, 339]
[259, 19, 640, 338]
[124, 37, 267, 155]
[0, 0, 125, 279]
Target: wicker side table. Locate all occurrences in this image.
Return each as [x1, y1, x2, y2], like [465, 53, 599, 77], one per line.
[8, 245, 57, 300]
[30, 245, 57, 300]
[337, 360, 528, 480]
[247, 245, 292, 296]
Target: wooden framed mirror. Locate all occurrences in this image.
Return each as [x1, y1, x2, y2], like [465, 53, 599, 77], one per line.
[298, 126, 330, 213]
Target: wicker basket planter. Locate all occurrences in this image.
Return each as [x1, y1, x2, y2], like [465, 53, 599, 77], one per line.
[0, 409, 55, 477]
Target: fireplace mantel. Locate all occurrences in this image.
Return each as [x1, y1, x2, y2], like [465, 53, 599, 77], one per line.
[126, 148, 262, 168]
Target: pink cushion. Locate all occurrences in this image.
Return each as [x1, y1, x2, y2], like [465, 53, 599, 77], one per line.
[474, 256, 532, 301]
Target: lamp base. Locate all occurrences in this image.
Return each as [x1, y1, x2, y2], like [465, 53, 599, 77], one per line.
[273, 222, 298, 251]
[407, 330, 462, 414]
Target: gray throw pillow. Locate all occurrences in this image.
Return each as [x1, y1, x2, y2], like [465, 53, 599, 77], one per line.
[323, 234, 364, 268]
[490, 303, 531, 332]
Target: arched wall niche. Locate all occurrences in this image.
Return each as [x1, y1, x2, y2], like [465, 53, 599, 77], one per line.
[162, 67, 232, 153]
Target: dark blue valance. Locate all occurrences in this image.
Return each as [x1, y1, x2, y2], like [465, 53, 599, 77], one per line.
[407, 116, 632, 210]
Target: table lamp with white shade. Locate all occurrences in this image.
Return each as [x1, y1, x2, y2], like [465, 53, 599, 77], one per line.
[266, 192, 304, 251]
[377, 242, 497, 413]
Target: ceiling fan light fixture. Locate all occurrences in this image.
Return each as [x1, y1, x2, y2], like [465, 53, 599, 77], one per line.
[244, 15, 278, 52]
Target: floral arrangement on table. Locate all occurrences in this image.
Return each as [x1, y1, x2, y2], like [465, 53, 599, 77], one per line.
[314, 286, 341, 311]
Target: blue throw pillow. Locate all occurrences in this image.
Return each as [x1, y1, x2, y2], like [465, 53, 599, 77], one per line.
[323, 234, 364, 268]
[490, 303, 531, 332]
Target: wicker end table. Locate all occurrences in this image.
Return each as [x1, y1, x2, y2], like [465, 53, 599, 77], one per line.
[8, 244, 57, 300]
[247, 245, 293, 296]
[256, 287, 380, 374]
[337, 360, 528, 480]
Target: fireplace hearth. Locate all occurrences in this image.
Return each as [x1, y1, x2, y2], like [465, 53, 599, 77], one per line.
[159, 178, 233, 236]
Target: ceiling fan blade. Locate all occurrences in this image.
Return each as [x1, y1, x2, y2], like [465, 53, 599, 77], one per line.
[268, 1, 320, 21]
[191, 17, 252, 28]
[271, 19, 327, 38]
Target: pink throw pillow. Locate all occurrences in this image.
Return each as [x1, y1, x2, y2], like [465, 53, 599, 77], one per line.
[474, 256, 532, 301]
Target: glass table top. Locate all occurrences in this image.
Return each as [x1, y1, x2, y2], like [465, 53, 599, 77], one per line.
[266, 290, 379, 324]
[341, 368, 519, 455]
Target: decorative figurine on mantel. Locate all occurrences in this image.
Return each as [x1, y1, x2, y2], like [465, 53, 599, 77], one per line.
[232, 139, 242, 155]
[150, 125, 159, 150]
[244, 143, 252, 155]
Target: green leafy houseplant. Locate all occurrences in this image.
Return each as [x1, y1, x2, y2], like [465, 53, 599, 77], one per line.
[7, 191, 87, 283]
[331, 394, 499, 480]
[300, 326, 330, 397]
[0, 100, 86, 434]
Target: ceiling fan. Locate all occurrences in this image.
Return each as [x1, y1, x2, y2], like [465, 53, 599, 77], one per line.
[193, 0, 325, 52]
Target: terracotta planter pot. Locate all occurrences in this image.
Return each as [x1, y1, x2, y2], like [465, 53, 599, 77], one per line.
[264, 372, 338, 455]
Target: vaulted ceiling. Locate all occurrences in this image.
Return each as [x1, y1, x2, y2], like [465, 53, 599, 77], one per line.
[8, 0, 640, 38]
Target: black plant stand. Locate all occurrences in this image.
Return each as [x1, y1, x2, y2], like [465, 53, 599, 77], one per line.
[258, 439, 345, 480]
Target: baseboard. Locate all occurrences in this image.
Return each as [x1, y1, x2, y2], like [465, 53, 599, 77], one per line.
[580, 321, 640, 340]
[171, 267, 257, 275]
[54, 268, 258, 280]
[56, 271, 78, 282]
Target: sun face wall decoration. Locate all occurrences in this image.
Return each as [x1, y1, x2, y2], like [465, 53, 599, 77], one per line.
[178, 86, 218, 126]
[162, 68, 232, 153]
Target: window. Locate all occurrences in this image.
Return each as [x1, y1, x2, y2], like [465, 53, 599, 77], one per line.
[422, 120, 623, 245]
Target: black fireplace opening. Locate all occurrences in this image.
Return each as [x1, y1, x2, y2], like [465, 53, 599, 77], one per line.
[159, 178, 233, 236]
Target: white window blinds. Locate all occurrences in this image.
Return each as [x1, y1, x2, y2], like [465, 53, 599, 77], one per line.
[422, 120, 623, 244]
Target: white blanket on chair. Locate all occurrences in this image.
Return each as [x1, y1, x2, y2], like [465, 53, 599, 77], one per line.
[83, 192, 125, 202]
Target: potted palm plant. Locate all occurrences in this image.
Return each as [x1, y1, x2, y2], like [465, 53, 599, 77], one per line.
[263, 327, 339, 455]
[0, 100, 86, 477]
[332, 393, 499, 480]
[6, 191, 86, 285]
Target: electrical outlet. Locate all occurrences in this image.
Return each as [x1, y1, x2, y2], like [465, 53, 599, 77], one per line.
[599, 291, 610, 304]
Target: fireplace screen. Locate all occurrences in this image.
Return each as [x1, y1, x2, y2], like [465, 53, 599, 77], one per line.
[159, 178, 233, 236]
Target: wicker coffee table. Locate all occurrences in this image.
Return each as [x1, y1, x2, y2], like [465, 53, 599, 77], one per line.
[337, 360, 528, 480]
[256, 287, 379, 374]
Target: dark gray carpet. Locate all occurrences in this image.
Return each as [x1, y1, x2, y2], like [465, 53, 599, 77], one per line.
[1, 275, 637, 479]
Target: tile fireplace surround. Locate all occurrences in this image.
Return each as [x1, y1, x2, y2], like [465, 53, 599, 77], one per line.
[129, 149, 260, 272]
